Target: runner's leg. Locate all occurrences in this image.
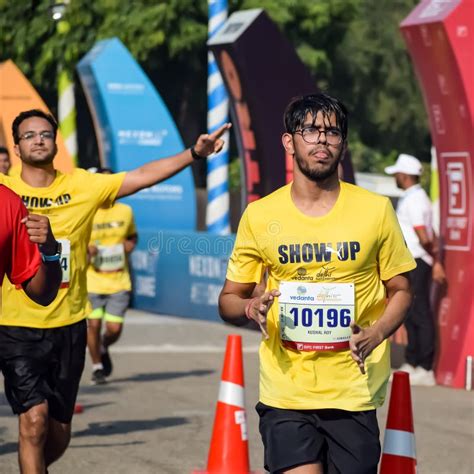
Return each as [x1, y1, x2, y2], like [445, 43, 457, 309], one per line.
[18, 401, 48, 473]
[87, 317, 103, 365]
[87, 294, 106, 365]
[101, 291, 130, 376]
[44, 418, 71, 467]
[102, 320, 123, 347]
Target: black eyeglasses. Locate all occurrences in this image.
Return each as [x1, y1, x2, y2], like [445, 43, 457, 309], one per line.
[19, 131, 55, 141]
[293, 126, 343, 146]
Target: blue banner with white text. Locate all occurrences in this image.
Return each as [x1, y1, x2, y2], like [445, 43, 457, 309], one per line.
[77, 38, 196, 232]
[130, 231, 235, 321]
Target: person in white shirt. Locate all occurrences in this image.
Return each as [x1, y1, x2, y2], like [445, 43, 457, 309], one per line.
[385, 153, 446, 386]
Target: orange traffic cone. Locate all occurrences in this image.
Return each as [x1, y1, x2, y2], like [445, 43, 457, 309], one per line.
[380, 371, 417, 473]
[193, 334, 258, 474]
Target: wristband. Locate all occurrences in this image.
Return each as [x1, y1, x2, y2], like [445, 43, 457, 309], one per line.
[245, 297, 259, 320]
[41, 253, 61, 262]
[40, 241, 62, 263]
[190, 146, 206, 161]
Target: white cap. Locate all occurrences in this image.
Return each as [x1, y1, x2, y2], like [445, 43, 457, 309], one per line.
[384, 153, 423, 176]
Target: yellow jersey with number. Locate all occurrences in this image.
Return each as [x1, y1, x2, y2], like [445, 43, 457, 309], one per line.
[226, 181, 416, 411]
[0, 169, 125, 328]
[87, 202, 136, 295]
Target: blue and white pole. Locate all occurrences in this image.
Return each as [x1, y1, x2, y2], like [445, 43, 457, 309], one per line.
[207, 0, 230, 234]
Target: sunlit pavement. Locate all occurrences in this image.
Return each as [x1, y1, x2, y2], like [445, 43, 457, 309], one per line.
[1, 310, 472, 474]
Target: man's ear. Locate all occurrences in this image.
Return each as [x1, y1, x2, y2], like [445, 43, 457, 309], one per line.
[282, 133, 295, 155]
[13, 144, 20, 158]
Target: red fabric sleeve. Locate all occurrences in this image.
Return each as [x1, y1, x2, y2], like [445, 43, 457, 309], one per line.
[2, 187, 41, 285]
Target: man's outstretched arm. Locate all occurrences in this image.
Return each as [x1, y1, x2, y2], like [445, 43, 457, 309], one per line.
[117, 123, 231, 198]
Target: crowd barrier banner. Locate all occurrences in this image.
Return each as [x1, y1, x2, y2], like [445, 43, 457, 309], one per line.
[0, 60, 74, 173]
[77, 38, 196, 232]
[401, 0, 474, 388]
[131, 231, 235, 321]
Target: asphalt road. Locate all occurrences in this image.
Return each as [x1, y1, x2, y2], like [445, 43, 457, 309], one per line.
[1, 310, 473, 473]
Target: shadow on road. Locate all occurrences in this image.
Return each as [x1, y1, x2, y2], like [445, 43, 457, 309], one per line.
[73, 416, 189, 437]
[0, 442, 16, 456]
[112, 369, 214, 384]
[79, 384, 121, 395]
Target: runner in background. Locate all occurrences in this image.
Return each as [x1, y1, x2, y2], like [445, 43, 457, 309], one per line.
[86, 168, 138, 384]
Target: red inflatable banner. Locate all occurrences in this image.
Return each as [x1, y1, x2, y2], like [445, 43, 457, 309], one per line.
[400, 0, 474, 388]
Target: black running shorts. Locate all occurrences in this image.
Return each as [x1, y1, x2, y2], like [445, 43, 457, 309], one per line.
[0, 319, 87, 423]
[256, 402, 381, 474]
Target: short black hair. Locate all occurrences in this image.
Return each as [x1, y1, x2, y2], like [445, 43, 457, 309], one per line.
[12, 109, 58, 144]
[0, 146, 9, 156]
[284, 92, 348, 140]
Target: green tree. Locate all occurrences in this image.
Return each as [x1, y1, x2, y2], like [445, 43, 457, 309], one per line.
[0, 0, 430, 176]
[0, 1, 209, 139]
[331, 0, 430, 172]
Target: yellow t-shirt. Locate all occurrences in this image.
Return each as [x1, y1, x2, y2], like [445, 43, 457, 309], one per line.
[87, 202, 136, 295]
[227, 181, 416, 411]
[0, 169, 125, 328]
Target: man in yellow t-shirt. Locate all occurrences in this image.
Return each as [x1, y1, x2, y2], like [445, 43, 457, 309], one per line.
[86, 169, 138, 384]
[0, 109, 229, 474]
[219, 93, 416, 474]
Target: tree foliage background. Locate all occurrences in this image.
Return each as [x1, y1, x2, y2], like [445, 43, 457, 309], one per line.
[0, 0, 430, 182]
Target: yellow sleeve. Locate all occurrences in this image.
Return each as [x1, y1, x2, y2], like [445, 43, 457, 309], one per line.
[226, 207, 264, 284]
[378, 198, 416, 281]
[88, 171, 126, 208]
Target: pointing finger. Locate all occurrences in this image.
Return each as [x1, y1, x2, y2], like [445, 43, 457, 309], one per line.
[208, 122, 231, 141]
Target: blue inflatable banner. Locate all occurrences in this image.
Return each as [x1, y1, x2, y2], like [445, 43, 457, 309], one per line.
[77, 38, 196, 232]
[131, 231, 235, 321]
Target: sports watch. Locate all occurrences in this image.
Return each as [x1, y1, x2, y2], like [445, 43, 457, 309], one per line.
[40, 241, 62, 262]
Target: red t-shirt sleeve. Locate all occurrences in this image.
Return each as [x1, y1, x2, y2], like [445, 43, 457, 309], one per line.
[1, 187, 41, 285]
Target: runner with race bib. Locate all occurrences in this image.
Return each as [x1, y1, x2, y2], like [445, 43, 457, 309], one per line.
[219, 93, 416, 474]
[86, 168, 138, 385]
[0, 109, 230, 473]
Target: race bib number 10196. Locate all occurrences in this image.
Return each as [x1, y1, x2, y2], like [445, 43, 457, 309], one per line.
[279, 281, 355, 351]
